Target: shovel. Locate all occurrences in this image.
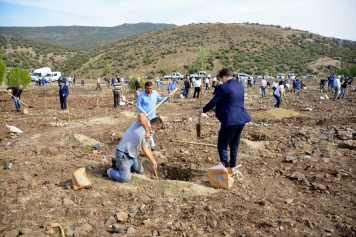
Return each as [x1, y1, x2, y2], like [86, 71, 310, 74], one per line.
[147, 88, 179, 116]
[5, 90, 33, 108]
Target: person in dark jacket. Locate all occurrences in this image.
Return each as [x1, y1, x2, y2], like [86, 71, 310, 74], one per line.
[199, 68, 251, 168]
[7, 85, 23, 112]
[184, 77, 191, 98]
[59, 79, 69, 110]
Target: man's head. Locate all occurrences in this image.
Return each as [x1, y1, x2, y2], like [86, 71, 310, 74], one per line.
[150, 117, 163, 132]
[144, 81, 153, 95]
[137, 77, 141, 81]
[19, 85, 23, 89]
[218, 68, 233, 83]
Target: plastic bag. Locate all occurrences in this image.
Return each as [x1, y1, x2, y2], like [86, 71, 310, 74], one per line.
[72, 167, 91, 190]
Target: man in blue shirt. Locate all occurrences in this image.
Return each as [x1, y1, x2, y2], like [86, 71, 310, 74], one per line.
[136, 81, 170, 150]
[199, 68, 251, 168]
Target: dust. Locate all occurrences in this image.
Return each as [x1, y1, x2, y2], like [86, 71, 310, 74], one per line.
[114, 173, 219, 198]
[252, 108, 300, 120]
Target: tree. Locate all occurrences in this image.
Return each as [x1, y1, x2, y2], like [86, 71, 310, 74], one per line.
[336, 68, 351, 77]
[5, 67, 31, 88]
[196, 44, 208, 71]
[0, 52, 6, 86]
[350, 66, 356, 77]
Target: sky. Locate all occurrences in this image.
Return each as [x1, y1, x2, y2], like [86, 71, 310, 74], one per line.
[0, 0, 355, 41]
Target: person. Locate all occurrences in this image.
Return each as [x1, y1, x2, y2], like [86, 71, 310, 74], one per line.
[320, 79, 327, 92]
[73, 76, 76, 86]
[253, 77, 257, 86]
[134, 88, 141, 101]
[81, 79, 85, 86]
[112, 78, 123, 108]
[333, 75, 341, 100]
[59, 79, 69, 110]
[95, 77, 101, 90]
[211, 80, 218, 95]
[184, 77, 191, 98]
[193, 77, 202, 98]
[198, 68, 251, 168]
[136, 81, 170, 150]
[68, 76, 72, 86]
[260, 77, 267, 98]
[247, 77, 252, 87]
[338, 78, 348, 99]
[328, 74, 335, 91]
[272, 80, 278, 92]
[273, 81, 286, 108]
[107, 113, 163, 182]
[111, 77, 115, 86]
[167, 79, 176, 103]
[135, 77, 141, 91]
[205, 77, 210, 90]
[58, 77, 62, 87]
[7, 85, 23, 112]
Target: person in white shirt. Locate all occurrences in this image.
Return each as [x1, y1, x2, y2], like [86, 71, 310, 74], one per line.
[273, 81, 286, 108]
[95, 77, 101, 90]
[68, 76, 73, 86]
[205, 77, 210, 90]
[272, 80, 278, 92]
[260, 77, 267, 98]
[193, 78, 202, 98]
[333, 76, 341, 100]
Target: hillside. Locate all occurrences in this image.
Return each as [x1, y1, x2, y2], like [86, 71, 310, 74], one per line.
[1, 23, 356, 77]
[0, 23, 176, 50]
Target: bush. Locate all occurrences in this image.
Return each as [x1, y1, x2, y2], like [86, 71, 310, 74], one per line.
[0, 52, 6, 86]
[5, 67, 31, 88]
[127, 73, 146, 93]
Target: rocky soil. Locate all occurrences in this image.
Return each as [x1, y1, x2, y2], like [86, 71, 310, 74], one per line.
[0, 79, 355, 237]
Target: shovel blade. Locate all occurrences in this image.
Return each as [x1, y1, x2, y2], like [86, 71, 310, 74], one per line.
[196, 123, 201, 138]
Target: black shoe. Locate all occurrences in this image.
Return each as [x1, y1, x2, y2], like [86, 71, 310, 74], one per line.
[111, 158, 116, 169]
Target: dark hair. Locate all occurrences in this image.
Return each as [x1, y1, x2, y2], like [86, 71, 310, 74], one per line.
[150, 117, 164, 128]
[279, 81, 284, 85]
[145, 81, 153, 87]
[218, 68, 232, 78]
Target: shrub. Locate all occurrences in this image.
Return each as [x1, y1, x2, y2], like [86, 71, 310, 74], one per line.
[127, 73, 146, 93]
[5, 67, 31, 88]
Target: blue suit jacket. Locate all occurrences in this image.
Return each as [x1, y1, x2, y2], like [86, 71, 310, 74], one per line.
[59, 84, 69, 97]
[203, 79, 251, 127]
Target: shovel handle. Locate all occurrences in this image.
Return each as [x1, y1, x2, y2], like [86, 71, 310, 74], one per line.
[5, 90, 31, 107]
[147, 87, 179, 116]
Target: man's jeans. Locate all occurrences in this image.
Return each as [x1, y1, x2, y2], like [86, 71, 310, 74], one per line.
[109, 150, 144, 182]
[261, 86, 266, 97]
[333, 87, 340, 100]
[273, 94, 282, 108]
[338, 87, 346, 99]
[13, 98, 20, 111]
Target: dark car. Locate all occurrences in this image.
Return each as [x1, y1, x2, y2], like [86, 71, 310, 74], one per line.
[303, 75, 316, 79]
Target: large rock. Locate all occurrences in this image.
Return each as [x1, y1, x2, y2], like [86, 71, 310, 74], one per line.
[338, 140, 356, 150]
[64, 134, 104, 148]
[337, 130, 353, 140]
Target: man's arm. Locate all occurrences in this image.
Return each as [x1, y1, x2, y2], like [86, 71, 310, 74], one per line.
[200, 85, 224, 113]
[142, 146, 157, 170]
[138, 113, 150, 141]
[136, 94, 147, 114]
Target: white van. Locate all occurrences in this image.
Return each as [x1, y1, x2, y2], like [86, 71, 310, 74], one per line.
[31, 67, 52, 82]
[44, 71, 61, 82]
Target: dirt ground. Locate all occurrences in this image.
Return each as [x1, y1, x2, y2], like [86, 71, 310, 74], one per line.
[0, 78, 355, 237]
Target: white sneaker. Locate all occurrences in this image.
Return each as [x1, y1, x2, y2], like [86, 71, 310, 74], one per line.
[107, 168, 113, 179]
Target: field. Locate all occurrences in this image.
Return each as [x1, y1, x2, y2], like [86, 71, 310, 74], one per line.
[0, 78, 355, 237]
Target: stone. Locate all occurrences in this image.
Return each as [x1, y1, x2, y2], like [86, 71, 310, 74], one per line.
[3, 229, 20, 237]
[338, 140, 356, 150]
[312, 182, 327, 190]
[210, 220, 217, 228]
[4, 163, 13, 169]
[139, 204, 146, 211]
[126, 226, 135, 235]
[105, 215, 117, 225]
[284, 198, 294, 204]
[18, 228, 33, 234]
[115, 212, 128, 222]
[62, 197, 75, 206]
[324, 228, 334, 233]
[305, 219, 313, 229]
[290, 171, 305, 180]
[107, 224, 125, 233]
[75, 223, 93, 233]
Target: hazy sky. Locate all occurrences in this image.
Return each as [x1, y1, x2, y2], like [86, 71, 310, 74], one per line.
[0, 0, 355, 40]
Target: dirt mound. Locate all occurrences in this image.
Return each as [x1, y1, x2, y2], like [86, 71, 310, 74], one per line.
[252, 108, 300, 120]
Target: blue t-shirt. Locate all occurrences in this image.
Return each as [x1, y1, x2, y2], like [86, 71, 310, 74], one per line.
[136, 90, 166, 120]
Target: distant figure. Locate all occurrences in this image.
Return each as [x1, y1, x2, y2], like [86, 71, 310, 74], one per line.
[273, 81, 286, 108]
[260, 77, 267, 98]
[167, 79, 176, 103]
[184, 77, 191, 98]
[135, 77, 141, 91]
[59, 79, 69, 110]
[193, 78, 202, 98]
[73, 76, 76, 85]
[95, 77, 101, 90]
[134, 88, 141, 101]
[81, 79, 85, 86]
[7, 85, 23, 112]
[112, 78, 123, 108]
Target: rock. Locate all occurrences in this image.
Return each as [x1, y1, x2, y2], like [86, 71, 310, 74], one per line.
[139, 204, 146, 211]
[312, 182, 327, 190]
[210, 220, 217, 228]
[3, 229, 20, 237]
[4, 163, 13, 169]
[107, 224, 125, 233]
[338, 140, 356, 150]
[324, 228, 334, 233]
[285, 156, 296, 162]
[290, 171, 305, 180]
[126, 226, 135, 234]
[305, 219, 313, 229]
[337, 131, 353, 140]
[105, 215, 117, 225]
[62, 197, 75, 206]
[284, 198, 294, 204]
[115, 212, 128, 222]
[75, 223, 93, 234]
[18, 228, 33, 234]
[66, 229, 77, 236]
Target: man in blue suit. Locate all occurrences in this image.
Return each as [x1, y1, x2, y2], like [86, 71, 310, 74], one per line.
[199, 68, 251, 168]
[59, 79, 69, 110]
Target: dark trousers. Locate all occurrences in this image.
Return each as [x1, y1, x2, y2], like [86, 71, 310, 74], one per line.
[273, 94, 282, 108]
[217, 124, 245, 168]
[193, 87, 200, 98]
[60, 96, 67, 109]
[114, 91, 120, 107]
[185, 87, 190, 98]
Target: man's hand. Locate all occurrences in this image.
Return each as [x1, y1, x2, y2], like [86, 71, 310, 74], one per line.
[145, 132, 150, 142]
[198, 108, 203, 114]
[150, 158, 157, 170]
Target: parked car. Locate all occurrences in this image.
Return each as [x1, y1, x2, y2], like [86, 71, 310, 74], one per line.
[164, 72, 184, 80]
[123, 78, 130, 83]
[235, 73, 250, 80]
[257, 74, 271, 79]
[303, 75, 316, 79]
[277, 73, 285, 79]
[287, 73, 296, 79]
